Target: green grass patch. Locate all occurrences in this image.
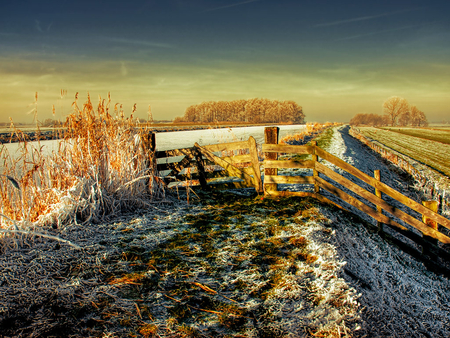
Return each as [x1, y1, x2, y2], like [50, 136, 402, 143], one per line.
[94, 192, 357, 336]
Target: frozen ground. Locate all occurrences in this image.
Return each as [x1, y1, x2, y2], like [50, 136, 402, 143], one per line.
[1, 125, 449, 337]
[293, 126, 450, 337]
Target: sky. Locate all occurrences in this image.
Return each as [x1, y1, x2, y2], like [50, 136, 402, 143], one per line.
[1, 0, 449, 123]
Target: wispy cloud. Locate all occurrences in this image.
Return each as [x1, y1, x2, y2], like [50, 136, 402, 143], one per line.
[102, 37, 174, 49]
[314, 8, 423, 28]
[120, 61, 128, 76]
[203, 0, 260, 13]
[336, 25, 419, 41]
[35, 20, 43, 33]
[35, 20, 52, 32]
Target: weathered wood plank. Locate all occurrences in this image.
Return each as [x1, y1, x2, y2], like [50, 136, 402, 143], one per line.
[262, 144, 313, 155]
[264, 175, 315, 184]
[248, 136, 263, 192]
[315, 147, 450, 231]
[374, 169, 382, 231]
[312, 141, 319, 194]
[157, 162, 188, 172]
[316, 176, 406, 229]
[219, 154, 253, 165]
[192, 147, 208, 190]
[195, 143, 256, 189]
[202, 140, 250, 153]
[264, 127, 279, 194]
[155, 148, 194, 158]
[167, 153, 195, 176]
[264, 160, 315, 169]
[315, 162, 450, 243]
[264, 190, 316, 198]
[158, 152, 195, 176]
[316, 176, 450, 243]
[422, 201, 438, 230]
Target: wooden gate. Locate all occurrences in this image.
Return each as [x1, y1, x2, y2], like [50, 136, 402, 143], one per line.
[155, 136, 262, 192]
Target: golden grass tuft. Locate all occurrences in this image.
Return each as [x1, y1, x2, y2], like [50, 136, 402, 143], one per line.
[279, 122, 339, 145]
[0, 92, 164, 235]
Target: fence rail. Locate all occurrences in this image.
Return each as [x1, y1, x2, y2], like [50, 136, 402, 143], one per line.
[261, 137, 450, 246]
[151, 127, 450, 249]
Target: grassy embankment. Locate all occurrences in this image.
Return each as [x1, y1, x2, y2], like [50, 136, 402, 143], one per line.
[276, 122, 340, 164]
[357, 127, 450, 177]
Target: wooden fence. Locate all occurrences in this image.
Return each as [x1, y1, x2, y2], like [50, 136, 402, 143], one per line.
[152, 127, 450, 248]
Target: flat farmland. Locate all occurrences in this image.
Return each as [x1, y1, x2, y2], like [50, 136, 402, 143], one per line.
[358, 127, 450, 176]
[380, 126, 450, 145]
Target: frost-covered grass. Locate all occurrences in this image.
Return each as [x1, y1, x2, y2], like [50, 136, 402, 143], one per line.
[117, 193, 360, 337]
[0, 193, 361, 337]
[380, 127, 450, 145]
[357, 127, 450, 176]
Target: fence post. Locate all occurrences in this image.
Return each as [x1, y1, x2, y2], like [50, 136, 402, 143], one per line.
[422, 200, 438, 257]
[311, 141, 320, 194]
[374, 170, 383, 232]
[248, 136, 263, 193]
[264, 127, 279, 195]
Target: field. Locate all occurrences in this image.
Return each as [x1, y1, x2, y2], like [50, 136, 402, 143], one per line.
[380, 126, 450, 145]
[356, 127, 450, 177]
[1, 109, 450, 337]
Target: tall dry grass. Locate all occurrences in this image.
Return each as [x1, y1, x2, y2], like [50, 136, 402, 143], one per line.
[279, 122, 338, 144]
[0, 93, 164, 235]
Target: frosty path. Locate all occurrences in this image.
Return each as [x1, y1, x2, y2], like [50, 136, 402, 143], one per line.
[325, 125, 422, 206]
[319, 126, 450, 337]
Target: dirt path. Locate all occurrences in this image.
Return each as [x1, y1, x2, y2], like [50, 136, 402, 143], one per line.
[320, 126, 450, 337]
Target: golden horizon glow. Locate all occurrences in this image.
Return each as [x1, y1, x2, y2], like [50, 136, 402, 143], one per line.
[1, 1, 449, 123]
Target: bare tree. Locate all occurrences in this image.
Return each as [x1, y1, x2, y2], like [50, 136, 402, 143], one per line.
[398, 111, 411, 126]
[383, 96, 409, 126]
[410, 105, 428, 127]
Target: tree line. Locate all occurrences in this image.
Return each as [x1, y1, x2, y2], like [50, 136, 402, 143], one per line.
[350, 96, 428, 127]
[174, 98, 305, 124]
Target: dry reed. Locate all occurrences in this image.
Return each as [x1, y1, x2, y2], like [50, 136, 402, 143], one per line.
[279, 122, 338, 145]
[0, 93, 165, 243]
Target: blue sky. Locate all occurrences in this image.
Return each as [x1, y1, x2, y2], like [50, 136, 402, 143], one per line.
[1, 0, 449, 122]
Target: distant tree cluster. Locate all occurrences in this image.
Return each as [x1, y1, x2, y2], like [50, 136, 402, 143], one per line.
[349, 114, 388, 126]
[42, 118, 64, 127]
[350, 96, 428, 127]
[174, 98, 305, 124]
